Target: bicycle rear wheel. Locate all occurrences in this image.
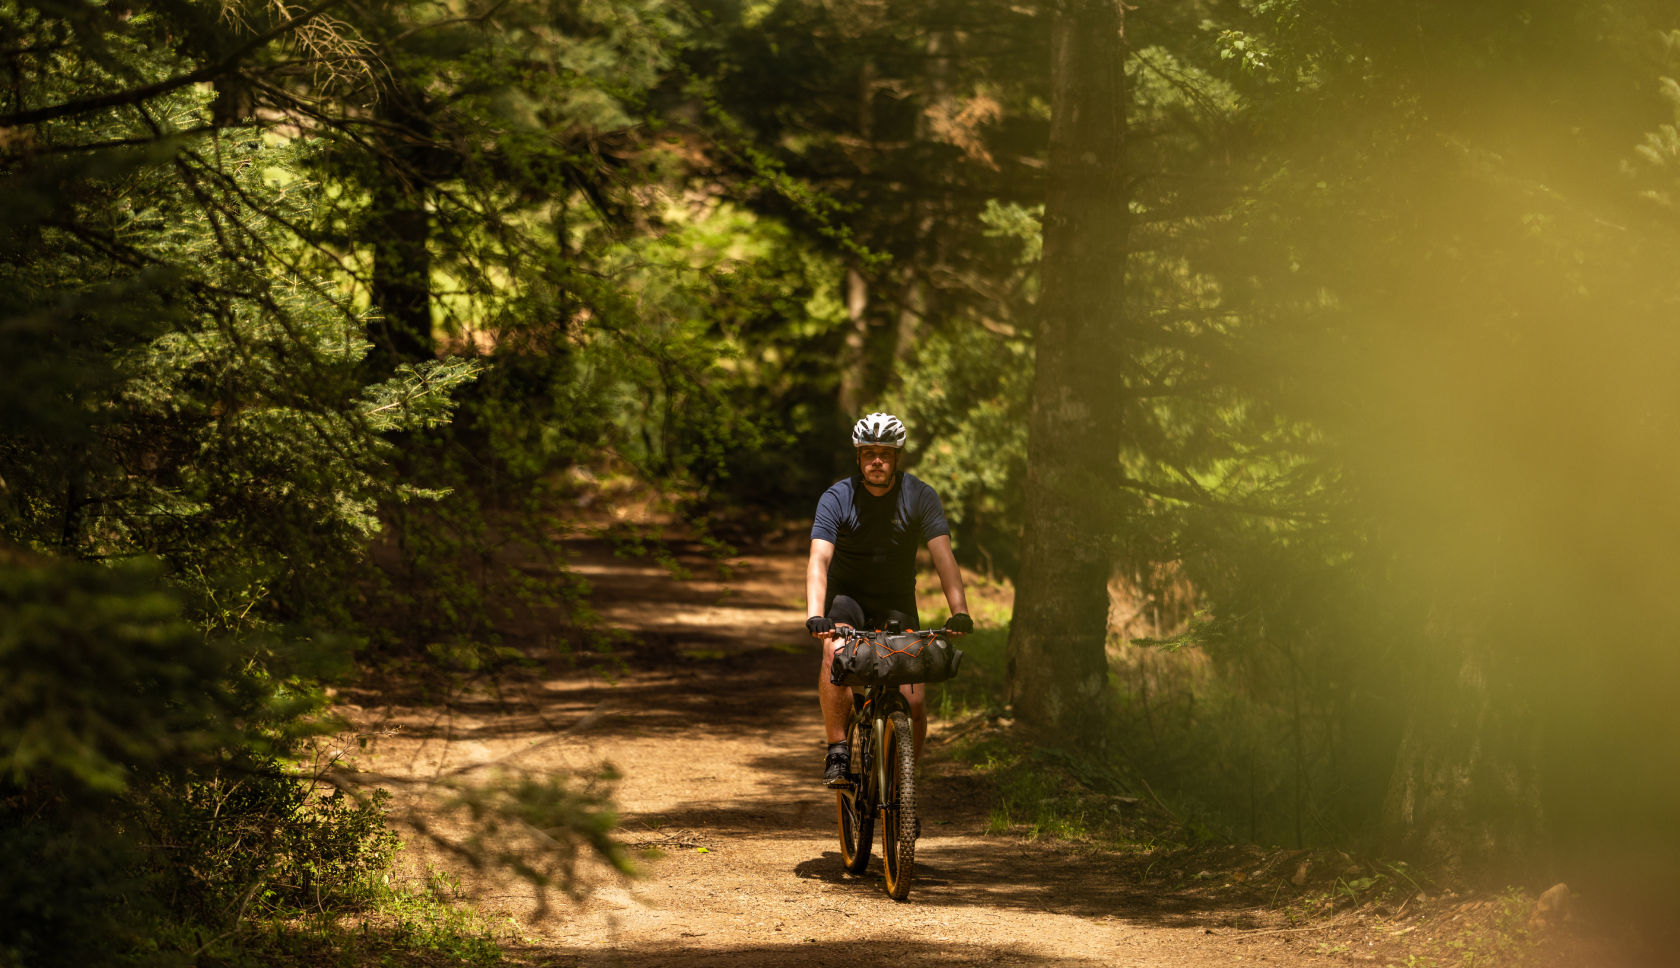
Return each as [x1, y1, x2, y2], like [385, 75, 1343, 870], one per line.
[836, 705, 873, 875]
[879, 708, 917, 900]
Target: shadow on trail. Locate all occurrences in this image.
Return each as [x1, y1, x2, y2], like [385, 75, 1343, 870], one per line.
[625, 732, 998, 829]
[529, 937, 1144, 968]
[378, 655, 820, 745]
[788, 848, 1263, 931]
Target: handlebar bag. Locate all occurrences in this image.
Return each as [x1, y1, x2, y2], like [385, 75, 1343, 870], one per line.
[829, 632, 965, 687]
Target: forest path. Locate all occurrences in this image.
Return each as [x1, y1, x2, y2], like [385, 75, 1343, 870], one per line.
[342, 537, 1334, 968]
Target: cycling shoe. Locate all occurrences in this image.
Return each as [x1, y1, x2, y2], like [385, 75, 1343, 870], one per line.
[823, 745, 852, 787]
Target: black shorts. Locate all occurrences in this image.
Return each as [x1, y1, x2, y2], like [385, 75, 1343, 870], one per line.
[825, 590, 920, 632]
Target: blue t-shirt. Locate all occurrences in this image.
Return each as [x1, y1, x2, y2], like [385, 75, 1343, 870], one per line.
[811, 472, 950, 602]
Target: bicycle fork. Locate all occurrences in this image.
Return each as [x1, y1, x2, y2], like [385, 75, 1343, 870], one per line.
[872, 692, 908, 812]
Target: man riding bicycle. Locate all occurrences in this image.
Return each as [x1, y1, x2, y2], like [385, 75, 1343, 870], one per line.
[806, 412, 973, 786]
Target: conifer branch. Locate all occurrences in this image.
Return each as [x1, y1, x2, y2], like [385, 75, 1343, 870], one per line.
[0, 0, 345, 129]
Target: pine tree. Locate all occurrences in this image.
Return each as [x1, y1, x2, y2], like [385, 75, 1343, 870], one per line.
[1003, 0, 1130, 738]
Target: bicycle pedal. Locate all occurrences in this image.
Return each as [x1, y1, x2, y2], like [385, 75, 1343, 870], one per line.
[825, 776, 855, 789]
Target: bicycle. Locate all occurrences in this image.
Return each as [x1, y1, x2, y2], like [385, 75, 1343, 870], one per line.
[829, 623, 958, 901]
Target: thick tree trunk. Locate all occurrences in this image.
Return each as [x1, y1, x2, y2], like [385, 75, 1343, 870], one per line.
[1382, 610, 1545, 880]
[1005, 0, 1129, 738]
[370, 186, 433, 365]
[369, 86, 435, 367]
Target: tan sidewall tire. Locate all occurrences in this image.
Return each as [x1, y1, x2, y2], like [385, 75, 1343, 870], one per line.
[881, 709, 916, 900]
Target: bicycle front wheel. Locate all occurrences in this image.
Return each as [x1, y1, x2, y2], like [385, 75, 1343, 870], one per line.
[879, 708, 917, 900]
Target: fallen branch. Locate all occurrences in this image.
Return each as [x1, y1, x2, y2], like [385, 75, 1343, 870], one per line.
[622, 834, 711, 850]
[1232, 913, 1354, 938]
[1135, 773, 1180, 822]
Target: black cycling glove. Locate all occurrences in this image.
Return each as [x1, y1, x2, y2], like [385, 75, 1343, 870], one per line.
[944, 612, 974, 635]
[806, 616, 836, 636]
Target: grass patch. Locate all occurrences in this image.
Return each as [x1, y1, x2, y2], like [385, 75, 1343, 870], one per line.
[947, 722, 1179, 849]
[364, 869, 522, 961]
[927, 626, 1010, 722]
[678, 647, 728, 660]
[219, 868, 522, 967]
[929, 622, 1178, 849]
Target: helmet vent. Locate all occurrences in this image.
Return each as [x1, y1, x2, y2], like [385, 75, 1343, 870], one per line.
[852, 412, 907, 449]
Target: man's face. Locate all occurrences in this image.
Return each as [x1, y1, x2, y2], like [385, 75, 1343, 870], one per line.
[857, 445, 898, 486]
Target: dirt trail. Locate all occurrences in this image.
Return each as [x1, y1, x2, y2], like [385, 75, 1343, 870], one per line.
[341, 538, 1337, 968]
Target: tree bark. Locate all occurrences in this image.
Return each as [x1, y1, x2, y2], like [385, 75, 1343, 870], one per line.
[894, 270, 923, 368]
[368, 84, 435, 367]
[837, 267, 870, 417]
[370, 185, 432, 365]
[1005, 0, 1129, 739]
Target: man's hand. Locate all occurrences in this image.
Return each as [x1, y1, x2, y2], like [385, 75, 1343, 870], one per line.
[943, 612, 974, 635]
[807, 616, 836, 637]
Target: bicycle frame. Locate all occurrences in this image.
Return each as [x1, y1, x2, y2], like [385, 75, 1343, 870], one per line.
[840, 683, 910, 807]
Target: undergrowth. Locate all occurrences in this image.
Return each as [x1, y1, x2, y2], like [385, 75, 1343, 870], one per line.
[929, 621, 1201, 851]
[927, 620, 1561, 962]
[927, 635, 1568, 966]
[197, 868, 520, 967]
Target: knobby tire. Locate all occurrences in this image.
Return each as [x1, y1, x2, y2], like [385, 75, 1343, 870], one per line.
[880, 708, 916, 900]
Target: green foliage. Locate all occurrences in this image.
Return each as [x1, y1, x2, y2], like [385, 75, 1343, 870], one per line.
[0, 793, 152, 968]
[138, 767, 402, 923]
[926, 625, 1009, 721]
[0, 555, 240, 793]
[360, 870, 518, 964]
[0, 539, 393, 967]
[890, 325, 1032, 575]
[887, 204, 1036, 573]
[0, 0, 631, 960]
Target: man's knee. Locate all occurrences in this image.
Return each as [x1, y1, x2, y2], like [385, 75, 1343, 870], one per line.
[818, 637, 840, 681]
[828, 594, 867, 628]
[900, 683, 925, 714]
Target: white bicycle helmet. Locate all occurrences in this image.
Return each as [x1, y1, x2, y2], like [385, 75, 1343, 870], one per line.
[851, 412, 907, 449]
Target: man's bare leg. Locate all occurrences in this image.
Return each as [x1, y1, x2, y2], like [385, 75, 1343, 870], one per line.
[818, 629, 853, 743]
[900, 682, 926, 759]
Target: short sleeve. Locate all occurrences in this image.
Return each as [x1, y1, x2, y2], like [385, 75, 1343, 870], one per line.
[914, 480, 951, 542]
[811, 485, 844, 543]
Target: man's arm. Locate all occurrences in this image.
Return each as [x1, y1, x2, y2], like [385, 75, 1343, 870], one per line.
[927, 535, 969, 621]
[807, 539, 836, 629]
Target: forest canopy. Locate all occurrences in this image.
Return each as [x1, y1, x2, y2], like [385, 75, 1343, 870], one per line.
[6, 0, 1680, 960]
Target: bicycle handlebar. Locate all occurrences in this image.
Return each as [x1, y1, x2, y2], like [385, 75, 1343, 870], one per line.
[831, 625, 966, 638]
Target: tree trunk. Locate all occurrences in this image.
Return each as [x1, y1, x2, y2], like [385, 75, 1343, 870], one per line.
[838, 267, 870, 417]
[1382, 610, 1545, 880]
[370, 186, 432, 365]
[1005, 0, 1129, 739]
[369, 86, 435, 367]
[894, 270, 923, 367]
